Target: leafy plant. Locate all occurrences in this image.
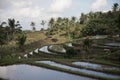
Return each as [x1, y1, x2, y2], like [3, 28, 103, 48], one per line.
[16, 34, 27, 51]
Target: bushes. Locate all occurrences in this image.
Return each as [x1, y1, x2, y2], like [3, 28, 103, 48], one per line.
[102, 50, 120, 61]
[83, 38, 93, 47]
[16, 34, 27, 51]
[65, 47, 76, 58]
[0, 28, 7, 46]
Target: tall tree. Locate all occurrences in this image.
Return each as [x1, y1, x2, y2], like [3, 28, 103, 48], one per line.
[56, 17, 62, 25]
[88, 11, 94, 19]
[112, 3, 119, 12]
[30, 22, 36, 32]
[41, 20, 46, 30]
[0, 22, 10, 42]
[8, 18, 22, 40]
[80, 13, 87, 24]
[71, 16, 76, 28]
[48, 18, 54, 28]
[71, 16, 76, 22]
[0, 23, 7, 46]
[8, 19, 16, 37]
[64, 18, 71, 41]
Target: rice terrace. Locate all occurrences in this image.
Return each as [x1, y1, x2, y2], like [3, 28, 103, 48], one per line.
[0, 0, 120, 80]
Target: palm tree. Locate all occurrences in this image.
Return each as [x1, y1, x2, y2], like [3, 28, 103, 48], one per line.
[64, 18, 70, 41]
[55, 17, 63, 31]
[88, 11, 94, 19]
[0, 22, 8, 46]
[8, 19, 16, 37]
[15, 21, 22, 33]
[71, 16, 76, 28]
[48, 18, 54, 28]
[56, 17, 62, 25]
[71, 16, 76, 23]
[8, 18, 20, 39]
[0, 22, 10, 42]
[80, 13, 87, 24]
[112, 3, 119, 12]
[41, 20, 46, 30]
[30, 22, 35, 32]
[1, 22, 7, 27]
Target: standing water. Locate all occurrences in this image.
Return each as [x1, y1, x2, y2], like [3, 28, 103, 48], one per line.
[0, 64, 94, 80]
[105, 43, 120, 47]
[72, 62, 120, 70]
[36, 61, 120, 79]
[39, 46, 56, 54]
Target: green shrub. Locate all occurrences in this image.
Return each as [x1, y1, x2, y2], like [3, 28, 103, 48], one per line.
[65, 47, 76, 58]
[16, 34, 27, 51]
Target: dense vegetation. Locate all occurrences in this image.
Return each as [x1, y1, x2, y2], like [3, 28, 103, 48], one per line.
[47, 3, 120, 39]
[0, 19, 22, 46]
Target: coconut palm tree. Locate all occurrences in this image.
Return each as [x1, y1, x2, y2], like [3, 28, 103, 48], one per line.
[56, 17, 62, 25]
[112, 3, 119, 12]
[15, 21, 22, 33]
[8, 19, 21, 39]
[0, 22, 10, 42]
[88, 11, 94, 19]
[64, 18, 71, 41]
[41, 20, 46, 30]
[8, 19, 16, 37]
[71, 16, 76, 23]
[1, 22, 7, 27]
[80, 13, 86, 24]
[30, 22, 36, 32]
[55, 17, 63, 31]
[71, 16, 76, 28]
[48, 18, 54, 28]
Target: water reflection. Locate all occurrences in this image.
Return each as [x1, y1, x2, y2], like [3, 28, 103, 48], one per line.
[36, 61, 120, 79]
[39, 46, 56, 54]
[92, 35, 106, 39]
[0, 64, 94, 80]
[105, 43, 120, 47]
[34, 48, 39, 53]
[72, 62, 120, 70]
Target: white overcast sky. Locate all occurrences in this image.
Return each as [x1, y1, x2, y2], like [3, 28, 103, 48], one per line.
[0, 0, 120, 30]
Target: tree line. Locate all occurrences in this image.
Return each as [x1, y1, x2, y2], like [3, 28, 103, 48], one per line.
[46, 3, 120, 39]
